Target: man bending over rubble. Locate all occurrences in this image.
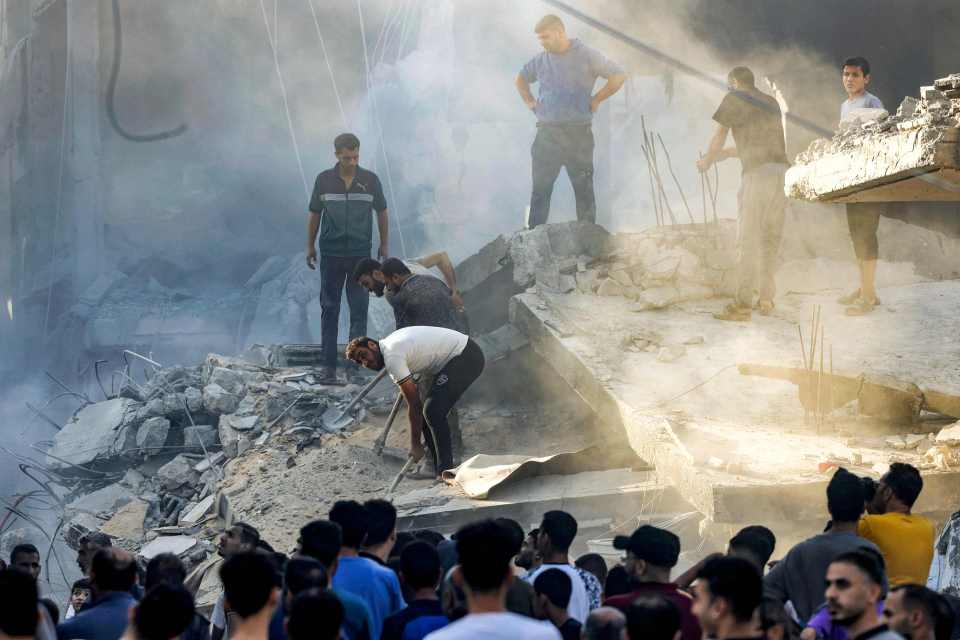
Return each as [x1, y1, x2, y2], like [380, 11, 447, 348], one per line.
[306, 133, 389, 383]
[698, 66, 789, 321]
[345, 326, 485, 478]
[838, 57, 885, 316]
[353, 253, 464, 312]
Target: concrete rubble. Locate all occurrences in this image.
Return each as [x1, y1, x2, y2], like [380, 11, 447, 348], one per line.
[787, 73, 960, 202]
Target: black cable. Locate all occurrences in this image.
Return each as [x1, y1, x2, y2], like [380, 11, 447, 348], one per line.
[107, 0, 187, 142]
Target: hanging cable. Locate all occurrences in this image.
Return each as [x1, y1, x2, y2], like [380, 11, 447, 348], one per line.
[356, 0, 407, 257]
[258, 0, 309, 198]
[107, 0, 187, 142]
[306, 0, 349, 130]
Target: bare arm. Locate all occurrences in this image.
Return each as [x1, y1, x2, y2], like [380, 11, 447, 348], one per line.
[673, 552, 723, 589]
[590, 74, 627, 111]
[306, 211, 321, 269]
[377, 208, 389, 259]
[398, 378, 425, 462]
[697, 124, 731, 173]
[416, 251, 463, 309]
[516, 74, 537, 111]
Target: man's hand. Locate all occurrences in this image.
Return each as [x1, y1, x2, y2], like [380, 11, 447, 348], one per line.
[306, 247, 318, 270]
[525, 97, 538, 112]
[410, 442, 426, 463]
[590, 96, 601, 113]
[378, 243, 389, 260]
[696, 155, 713, 173]
[451, 290, 465, 311]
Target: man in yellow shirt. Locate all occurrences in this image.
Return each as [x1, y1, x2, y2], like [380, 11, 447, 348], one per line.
[858, 463, 935, 587]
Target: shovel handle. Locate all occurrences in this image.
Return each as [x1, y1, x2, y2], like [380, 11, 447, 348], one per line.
[387, 457, 415, 496]
[333, 368, 388, 421]
[374, 391, 405, 455]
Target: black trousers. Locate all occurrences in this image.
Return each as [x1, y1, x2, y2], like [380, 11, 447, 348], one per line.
[422, 338, 485, 473]
[320, 255, 370, 369]
[846, 203, 883, 261]
[528, 123, 596, 228]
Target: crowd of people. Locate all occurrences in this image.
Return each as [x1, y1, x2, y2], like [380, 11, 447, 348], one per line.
[0, 461, 956, 640]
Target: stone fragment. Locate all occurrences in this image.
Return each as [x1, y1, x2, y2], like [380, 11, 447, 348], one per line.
[596, 278, 625, 297]
[139, 535, 198, 560]
[235, 394, 257, 416]
[921, 86, 946, 102]
[194, 451, 226, 473]
[157, 455, 199, 491]
[897, 96, 918, 118]
[575, 269, 601, 294]
[99, 500, 148, 540]
[935, 422, 960, 446]
[207, 367, 246, 395]
[184, 387, 203, 413]
[885, 435, 907, 450]
[656, 345, 687, 363]
[903, 434, 927, 449]
[236, 436, 253, 457]
[68, 483, 137, 515]
[203, 384, 239, 415]
[184, 425, 218, 452]
[608, 269, 634, 288]
[47, 398, 140, 469]
[136, 417, 171, 453]
[120, 469, 147, 493]
[180, 495, 215, 525]
[223, 414, 259, 432]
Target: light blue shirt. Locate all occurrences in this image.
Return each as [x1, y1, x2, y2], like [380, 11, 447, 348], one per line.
[840, 91, 884, 120]
[332, 556, 406, 640]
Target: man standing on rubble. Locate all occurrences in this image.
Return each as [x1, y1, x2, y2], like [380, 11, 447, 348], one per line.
[306, 133, 389, 383]
[516, 14, 626, 229]
[698, 66, 789, 321]
[838, 57, 885, 316]
[345, 326, 485, 478]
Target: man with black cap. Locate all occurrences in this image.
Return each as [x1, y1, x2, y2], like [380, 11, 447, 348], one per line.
[603, 525, 702, 640]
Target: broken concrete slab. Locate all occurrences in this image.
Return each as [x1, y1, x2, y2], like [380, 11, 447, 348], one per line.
[99, 500, 148, 540]
[936, 422, 960, 446]
[180, 495, 215, 525]
[136, 417, 170, 453]
[203, 384, 239, 415]
[139, 535, 198, 560]
[194, 451, 225, 473]
[157, 455, 199, 491]
[68, 483, 137, 515]
[206, 367, 246, 396]
[183, 425, 218, 452]
[47, 398, 141, 469]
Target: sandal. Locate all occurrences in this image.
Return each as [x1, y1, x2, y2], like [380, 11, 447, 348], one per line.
[757, 300, 775, 316]
[713, 303, 751, 322]
[837, 289, 861, 305]
[844, 300, 877, 316]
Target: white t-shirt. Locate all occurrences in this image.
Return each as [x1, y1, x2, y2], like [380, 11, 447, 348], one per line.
[380, 326, 469, 384]
[524, 563, 590, 623]
[405, 260, 435, 279]
[424, 612, 560, 640]
[840, 91, 884, 120]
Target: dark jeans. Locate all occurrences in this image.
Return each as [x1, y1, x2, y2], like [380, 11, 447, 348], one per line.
[422, 338, 485, 473]
[846, 202, 883, 261]
[320, 255, 370, 369]
[528, 123, 596, 228]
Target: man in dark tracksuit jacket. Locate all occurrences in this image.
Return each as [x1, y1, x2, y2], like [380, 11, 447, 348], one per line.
[306, 133, 389, 381]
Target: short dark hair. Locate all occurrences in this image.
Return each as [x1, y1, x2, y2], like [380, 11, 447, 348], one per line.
[364, 500, 397, 547]
[412, 529, 446, 548]
[345, 337, 377, 365]
[11, 543, 39, 565]
[893, 584, 956, 640]
[232, 522, 261, 547]
[380, 258, 411, 279]
[134, 584, 195, 640]
[842, 57, 871, 77]
[696, 556, 761, 623]
[575, 553, 609, 588]
[627, 594, 682, 640]
[831, 549, 885, 587]
[884, 463, 923, 507]
[334, 133, 360, 151]
[220, 552, 277, 618]
[284, 557, 328, 597]
[298, 520, 342, 568]
[455, 520, 515, 593]
[71, 578, 91, 593]
[728, 66, 755, 88]
[534, 568, 573, 609]
[400, 541, 442, 590]
[145, 553, 186, 590]
[0, 569, 38, 636]
[540, 510, 578, 553]
[79, 532, 112, 548]
[605, 565, 631, 598]
[495, 518, 525, 557]
[729, 526, 776, 567]
[352, 258, 382, 282]
[827, 468, 866, 522]
[329, 501, 369, 549]
[91, 548, 137, 592]
[288, 589, 344, 640]
[861, 476, 877, 505]
[535, 14, 564, 32]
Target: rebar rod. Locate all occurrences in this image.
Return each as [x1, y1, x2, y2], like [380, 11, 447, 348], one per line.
[656, 133, 695, 224]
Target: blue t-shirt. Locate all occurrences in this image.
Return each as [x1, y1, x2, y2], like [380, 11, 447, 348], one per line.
[333, 556, 406, 639]
[519, 39, 624, 124]
[56, 592, 137, 640]
[269, 590, 375, 640]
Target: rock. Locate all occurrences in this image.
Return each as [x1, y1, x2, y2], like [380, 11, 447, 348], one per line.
[161, 393, 187, 417]
[207, 367, 246, 395]
[120, 469, 147, 493]
[139, 535, 198, 560]
[194, 451, 226, 473]
[885, 435, 907, 450]
[218, 417, 240, 459]
[136, 417, 171, 453]
[184, 425, 218, 452]
[596, 278, 625, 297]
[47, 398, 140, 469]
[575, 269, 601, 294]
[935, 422, 960, 446]
[656, 345, 687, 363]
[64, 512, 104, 547]
[223, 414, 259, 432]
[181, 495, 215, 525]
[99, 500, 148, 540]
[921, 86, 946, 102]
[236, 436, 253, 457]
[897, 96, 919, 118]
[608, 269, 634, 288]
[203, 384, 240, 415]
[68, 483, 137, 515]
[235, 394, 257, 416]
[184, 387, 203, 413]
[904, 434, 927, 450]
[157, 455, 199, 491]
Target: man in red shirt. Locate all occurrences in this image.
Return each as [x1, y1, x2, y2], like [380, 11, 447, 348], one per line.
[603, 525, 702, 640]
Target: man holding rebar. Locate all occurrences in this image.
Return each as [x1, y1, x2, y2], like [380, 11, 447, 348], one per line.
[698, 66, 789, 321]
[516, 14, 626, 229]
